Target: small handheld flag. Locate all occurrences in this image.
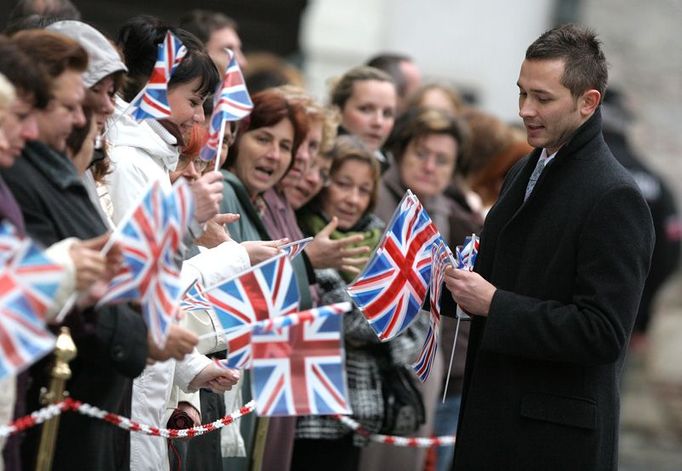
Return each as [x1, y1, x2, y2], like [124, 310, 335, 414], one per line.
[129, 31, 187, 122]
[200, 48, 253, 165]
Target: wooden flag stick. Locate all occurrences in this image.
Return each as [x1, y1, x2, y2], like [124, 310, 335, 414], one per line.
[442, 316, 461, 403]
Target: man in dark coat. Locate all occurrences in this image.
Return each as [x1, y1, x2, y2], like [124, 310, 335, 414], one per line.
[444, 25, 654, 470]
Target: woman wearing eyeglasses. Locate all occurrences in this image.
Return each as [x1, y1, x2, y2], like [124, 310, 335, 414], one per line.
[371, 107, 479, 471]
[292, 135, 423, 471]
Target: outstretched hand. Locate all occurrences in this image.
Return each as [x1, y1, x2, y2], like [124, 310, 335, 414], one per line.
[189, 362, 241, 393]
[305, 217, 370, 273]
[195, 213, 240, 248]
[241, 238, 288, 265]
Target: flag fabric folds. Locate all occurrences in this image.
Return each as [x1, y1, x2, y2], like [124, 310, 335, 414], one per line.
[129, 31, 187, 121]
[455, 234, 480, 270]
[251, 307, 351, 416]
[199, 48, 253, 162]
[98, 179, 194, 347]
[280, 237, 313, 261]
[411, 239, 453, 382]
[347, 190, 439, 341]
[0, 222, 64, 379]
[205, 253, 299, 369]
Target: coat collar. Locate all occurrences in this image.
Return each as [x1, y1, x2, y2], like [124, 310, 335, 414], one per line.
[491, 108, 604, 218]
[22, 140, 84, 190]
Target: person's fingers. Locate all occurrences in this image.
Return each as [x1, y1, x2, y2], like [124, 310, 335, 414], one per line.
[270, 238, 289, 247]
[336, 233, 365, 246]
[340, 256, 368, 267]
[200, 170, 223, 184]
[78, 233, 110, 251]
[213, 213, 240, 225]
[317, 216, 339, 238]
[340, 245, 370, 257]
[340, 265, 361, 275]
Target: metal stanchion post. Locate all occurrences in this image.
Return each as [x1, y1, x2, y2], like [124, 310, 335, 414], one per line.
[35, 327, 77, 471]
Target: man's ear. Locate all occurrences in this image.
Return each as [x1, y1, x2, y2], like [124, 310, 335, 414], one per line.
[579, 89, 601, 117]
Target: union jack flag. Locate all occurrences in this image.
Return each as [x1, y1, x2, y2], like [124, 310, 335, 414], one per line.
[456, 234, 480, 271]
[280, 237, 313, 261]
[130, 31, 187, 121]
[206, 253, 299, 368]
[251, 308, 351, 416]
[200, 49, 253, 161]
[98, 180, 193, 347]
[0, 222, 64, 379]
[412, 239, 453, 382]
[347, 191, 439, 341]
[180, 280, 212, 313]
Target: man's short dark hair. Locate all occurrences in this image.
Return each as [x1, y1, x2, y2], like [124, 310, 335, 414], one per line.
[525, 24, 608, 101]
[366, 53, 412, 98]
[178, 9, 237, 44]
[6, 0, 80, 31]
[0, 35, 50, 108]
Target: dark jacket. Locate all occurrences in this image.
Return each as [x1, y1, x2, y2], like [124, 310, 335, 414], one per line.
[453, 110, 654, 471]
[604, 130, 681, 332]
[1, 141, 148, 471]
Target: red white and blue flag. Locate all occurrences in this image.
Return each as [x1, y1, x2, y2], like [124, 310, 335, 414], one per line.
[0, 222, 64, 379]
[180, 280, 212, 313]
[206, 253, 299, 369]
[200, 49, 253, 161]
[98, 180, 193, 347]
[412, 239, 453, 382]
[250, 306, 351, 416]
[280, 237, 313, 261]
[347, 191, 439, 341]
[130, 31, 187, 122]
[455, 234, 480, 271]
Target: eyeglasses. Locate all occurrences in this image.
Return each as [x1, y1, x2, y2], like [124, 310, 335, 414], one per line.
[176, 155, 210, 173]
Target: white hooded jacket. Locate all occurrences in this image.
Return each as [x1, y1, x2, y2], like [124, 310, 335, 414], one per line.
[106, 99, 247, 471]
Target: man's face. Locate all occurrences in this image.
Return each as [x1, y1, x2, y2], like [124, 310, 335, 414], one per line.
[0, 94, 39, 167]
[517, 58, 588, 155]
[206, 27, 247, 71]
[36, 69, 85, 152]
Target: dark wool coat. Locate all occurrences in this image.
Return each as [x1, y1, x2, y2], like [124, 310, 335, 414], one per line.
[1, 141, 148, 471]
[452, 110, 654, 471]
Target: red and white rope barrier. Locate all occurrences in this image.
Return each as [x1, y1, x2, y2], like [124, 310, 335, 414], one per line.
[0, 399, 255, 440]
[333, 414, 456, 448]
[1, 398, 455, 448]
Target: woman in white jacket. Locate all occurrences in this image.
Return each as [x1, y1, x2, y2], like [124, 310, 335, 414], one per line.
[106, 17, 241, 471]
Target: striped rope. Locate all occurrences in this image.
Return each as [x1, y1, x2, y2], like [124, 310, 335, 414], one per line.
[333, 414, 456, 448]
[0, 399, 255, 439]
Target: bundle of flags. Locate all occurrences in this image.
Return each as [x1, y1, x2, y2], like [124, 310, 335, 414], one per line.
[200, 48, 253, 162]
[178, 252, 352, 417]
[347, 189, 483, 382]
[412, 239, 453, 382]
[98, 179, 194, 347]
[129, 31, 187, 121]
[455, 234, 480, 270]
[191, 253, 300, 369]
[0, 222, 65, 379]
[347, 190, 439, 341]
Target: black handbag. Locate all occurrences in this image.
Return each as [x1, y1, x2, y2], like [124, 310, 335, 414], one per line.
[378, 347, 426, 436]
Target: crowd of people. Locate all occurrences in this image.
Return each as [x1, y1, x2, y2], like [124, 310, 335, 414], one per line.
[0, 1, 676, 471]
